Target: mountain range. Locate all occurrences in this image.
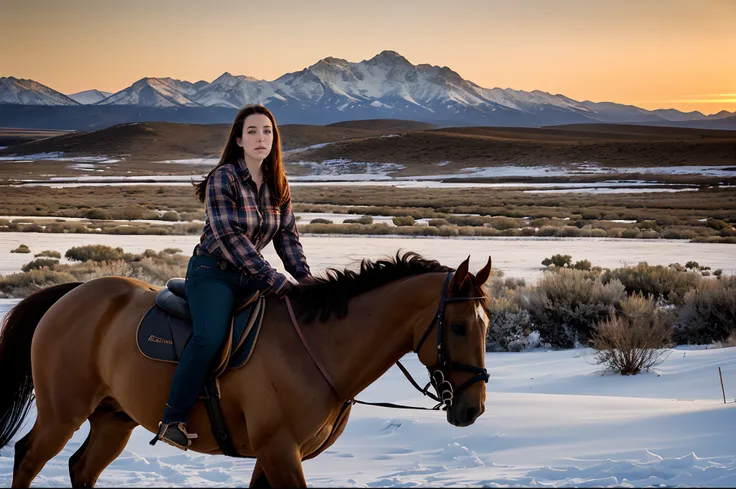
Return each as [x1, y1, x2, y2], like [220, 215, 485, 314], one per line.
[1, 50, 734, 130]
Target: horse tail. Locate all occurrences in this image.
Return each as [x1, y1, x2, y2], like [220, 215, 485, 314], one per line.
[0, 282, 83, 449]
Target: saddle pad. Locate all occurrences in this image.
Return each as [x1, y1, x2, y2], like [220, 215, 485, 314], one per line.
[136, 297, 265, 371]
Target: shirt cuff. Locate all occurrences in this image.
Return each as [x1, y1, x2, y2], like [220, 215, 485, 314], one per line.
[270, 273, 289, 293]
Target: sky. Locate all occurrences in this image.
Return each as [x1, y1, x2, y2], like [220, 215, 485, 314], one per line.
[1, 0, 734, 114]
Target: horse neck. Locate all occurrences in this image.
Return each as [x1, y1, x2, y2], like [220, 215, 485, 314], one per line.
[318, 272, 445, 400]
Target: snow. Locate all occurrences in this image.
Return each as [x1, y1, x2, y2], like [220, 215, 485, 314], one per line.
[0, 312, 733, 488]
[1, 232, 734, 289]
[68, 89, 113, 105]
[156, 158, 220, 165]
[0, 153, 120, 163]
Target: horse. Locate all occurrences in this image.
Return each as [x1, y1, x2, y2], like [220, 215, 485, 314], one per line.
[0, 251, 492, 488]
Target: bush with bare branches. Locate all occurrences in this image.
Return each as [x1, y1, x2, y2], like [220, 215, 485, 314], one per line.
[592, 293, 673, 375]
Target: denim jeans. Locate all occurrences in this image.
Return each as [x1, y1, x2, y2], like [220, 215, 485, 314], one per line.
[162, 253, 266, 424]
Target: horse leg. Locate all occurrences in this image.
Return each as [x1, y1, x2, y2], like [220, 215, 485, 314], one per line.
[254, 432, 306, 488]
[249, 459, 271, 488]
[12, 415, 88, 488]
[68, 403, 138, 488]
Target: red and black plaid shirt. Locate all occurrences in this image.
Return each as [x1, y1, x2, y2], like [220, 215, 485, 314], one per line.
[199, 158, 310, 292]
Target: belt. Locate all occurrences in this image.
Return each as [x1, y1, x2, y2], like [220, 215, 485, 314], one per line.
[194, 244, 233, 271]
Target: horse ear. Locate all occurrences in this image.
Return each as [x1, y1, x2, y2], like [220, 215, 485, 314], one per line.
[473, 256, 492, 287]
[450, 256, 471, 289]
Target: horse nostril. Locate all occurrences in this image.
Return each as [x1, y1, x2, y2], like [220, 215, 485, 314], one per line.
[465, 406, 477, 422]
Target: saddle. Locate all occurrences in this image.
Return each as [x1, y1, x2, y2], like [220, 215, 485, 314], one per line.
[136, 277, 267, 458]
[136, 277, 266, 389]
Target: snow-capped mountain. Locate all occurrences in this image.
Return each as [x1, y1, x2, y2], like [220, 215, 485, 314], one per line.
[96, 77, 207, 107]
[0, 77, 79, 106]
[68, 89, 113, 105]
[1, 51, 732, 128]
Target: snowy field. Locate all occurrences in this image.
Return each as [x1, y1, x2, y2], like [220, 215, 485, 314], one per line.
[0, 337, 733, 487]
[1, 232, 735, 281]
[1, 232, 735, 486]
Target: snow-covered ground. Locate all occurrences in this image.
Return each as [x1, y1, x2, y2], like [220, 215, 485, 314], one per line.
[0, 329, 733, 487]
[0, 231, 735, 486]
[1, 233, 735, 280]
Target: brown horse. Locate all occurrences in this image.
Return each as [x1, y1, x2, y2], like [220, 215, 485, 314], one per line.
[0, 251, 492, 488]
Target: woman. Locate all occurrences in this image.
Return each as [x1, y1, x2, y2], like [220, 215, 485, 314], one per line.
[150, 104, 312, 450]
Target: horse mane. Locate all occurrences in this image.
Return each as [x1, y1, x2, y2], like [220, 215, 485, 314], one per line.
[291, 251, 453, 324]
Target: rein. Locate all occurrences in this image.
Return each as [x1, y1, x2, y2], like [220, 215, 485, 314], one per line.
[283, 271, 490, 412]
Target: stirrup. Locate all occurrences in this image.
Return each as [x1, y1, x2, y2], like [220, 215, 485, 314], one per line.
[149, 421, 198, 450]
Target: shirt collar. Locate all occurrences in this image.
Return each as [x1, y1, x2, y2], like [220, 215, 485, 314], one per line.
[235, 157, 269, 183]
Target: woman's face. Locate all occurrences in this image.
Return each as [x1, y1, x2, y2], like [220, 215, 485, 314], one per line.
[237, 113, 273, 162]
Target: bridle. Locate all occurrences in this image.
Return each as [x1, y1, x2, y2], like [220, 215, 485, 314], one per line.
[284, 271, 490, 412]
[383, 271, 490, 411]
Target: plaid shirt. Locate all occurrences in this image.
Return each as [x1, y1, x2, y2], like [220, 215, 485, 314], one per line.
[199, 158, 310, 292]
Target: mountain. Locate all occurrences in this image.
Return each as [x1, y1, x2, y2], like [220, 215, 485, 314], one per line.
[68, 89, 113, 104]
[1, 51, 733, 129]
[0, 77, 79, 106]
[97, 77, 208, 107]
[705, 110, 735, 120]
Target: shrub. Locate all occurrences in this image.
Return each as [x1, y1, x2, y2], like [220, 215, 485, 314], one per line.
[524, 268, 626, 348]
[428, 218, 450, 227]
[437, 225, 459, 236]
[34, 250, 61, 258]
[592, 293, 672, 375]
[83, 208, 110, 220]
[685, 261, 700, 270]
[488, 217, 519, 230]
[11, 244, 31, 253]
[541, 254, 572, 268]
[21, 258, 59, 272]
[392, 216, 415, 226]
[554, 226, 582, 237]
[160, 211, 181, 221]
[573, 260, 592, 271]
[310, 218, 333, 224]
[675, 276, 736, 345]
[344, 215, 373, 225]
[0, 268, 77, 298]
[705, 218, 731, 231]
[601, 262, 702, 305]
[537, 226, 557, 237]
[486, 297, 538, 352]
[65, 245, 126, 262]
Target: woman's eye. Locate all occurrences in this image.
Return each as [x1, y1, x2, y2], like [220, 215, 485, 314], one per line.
[451, 322, 466, 336]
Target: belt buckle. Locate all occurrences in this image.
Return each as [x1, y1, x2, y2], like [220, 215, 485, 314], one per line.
[217, 260, 228, 271]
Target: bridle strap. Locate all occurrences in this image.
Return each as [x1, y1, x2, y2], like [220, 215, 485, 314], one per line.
[284, 296, 343, 399]
[283, 271, 490, 412]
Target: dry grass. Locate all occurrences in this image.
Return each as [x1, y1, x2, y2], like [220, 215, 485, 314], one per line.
[592, 294, 673, 375]
[601, 263, 703, 305]
[675, 276, 736, 345]
[0, 247, 188, 298]
[524, 268, 627, 348]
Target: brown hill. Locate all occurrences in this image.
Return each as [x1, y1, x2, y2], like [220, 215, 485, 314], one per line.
[2, 121, 734, 170]
[284, 124, 736, 169]
[0, 128, 72, 146]
[327, 119, 438, 131]
[0, 122, 399, 159]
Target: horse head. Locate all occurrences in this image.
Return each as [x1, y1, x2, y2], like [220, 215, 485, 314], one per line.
[413, 256, 492, 427]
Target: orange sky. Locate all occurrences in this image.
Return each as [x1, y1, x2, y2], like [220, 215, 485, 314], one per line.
[1, 0, 734, 114]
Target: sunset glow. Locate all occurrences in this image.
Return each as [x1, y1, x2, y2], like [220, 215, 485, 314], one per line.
[1, 0, 733, 114]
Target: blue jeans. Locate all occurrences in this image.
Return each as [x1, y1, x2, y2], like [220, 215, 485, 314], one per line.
[162, 253, 266, 424]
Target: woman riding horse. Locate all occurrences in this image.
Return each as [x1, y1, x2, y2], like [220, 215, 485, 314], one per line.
[151, 104, 313, 449]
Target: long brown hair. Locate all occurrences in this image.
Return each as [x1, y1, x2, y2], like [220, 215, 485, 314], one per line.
[194, 104, 290, 206]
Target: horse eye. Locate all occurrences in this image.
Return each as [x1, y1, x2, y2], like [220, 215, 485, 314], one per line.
[451, 322, 467, 336]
